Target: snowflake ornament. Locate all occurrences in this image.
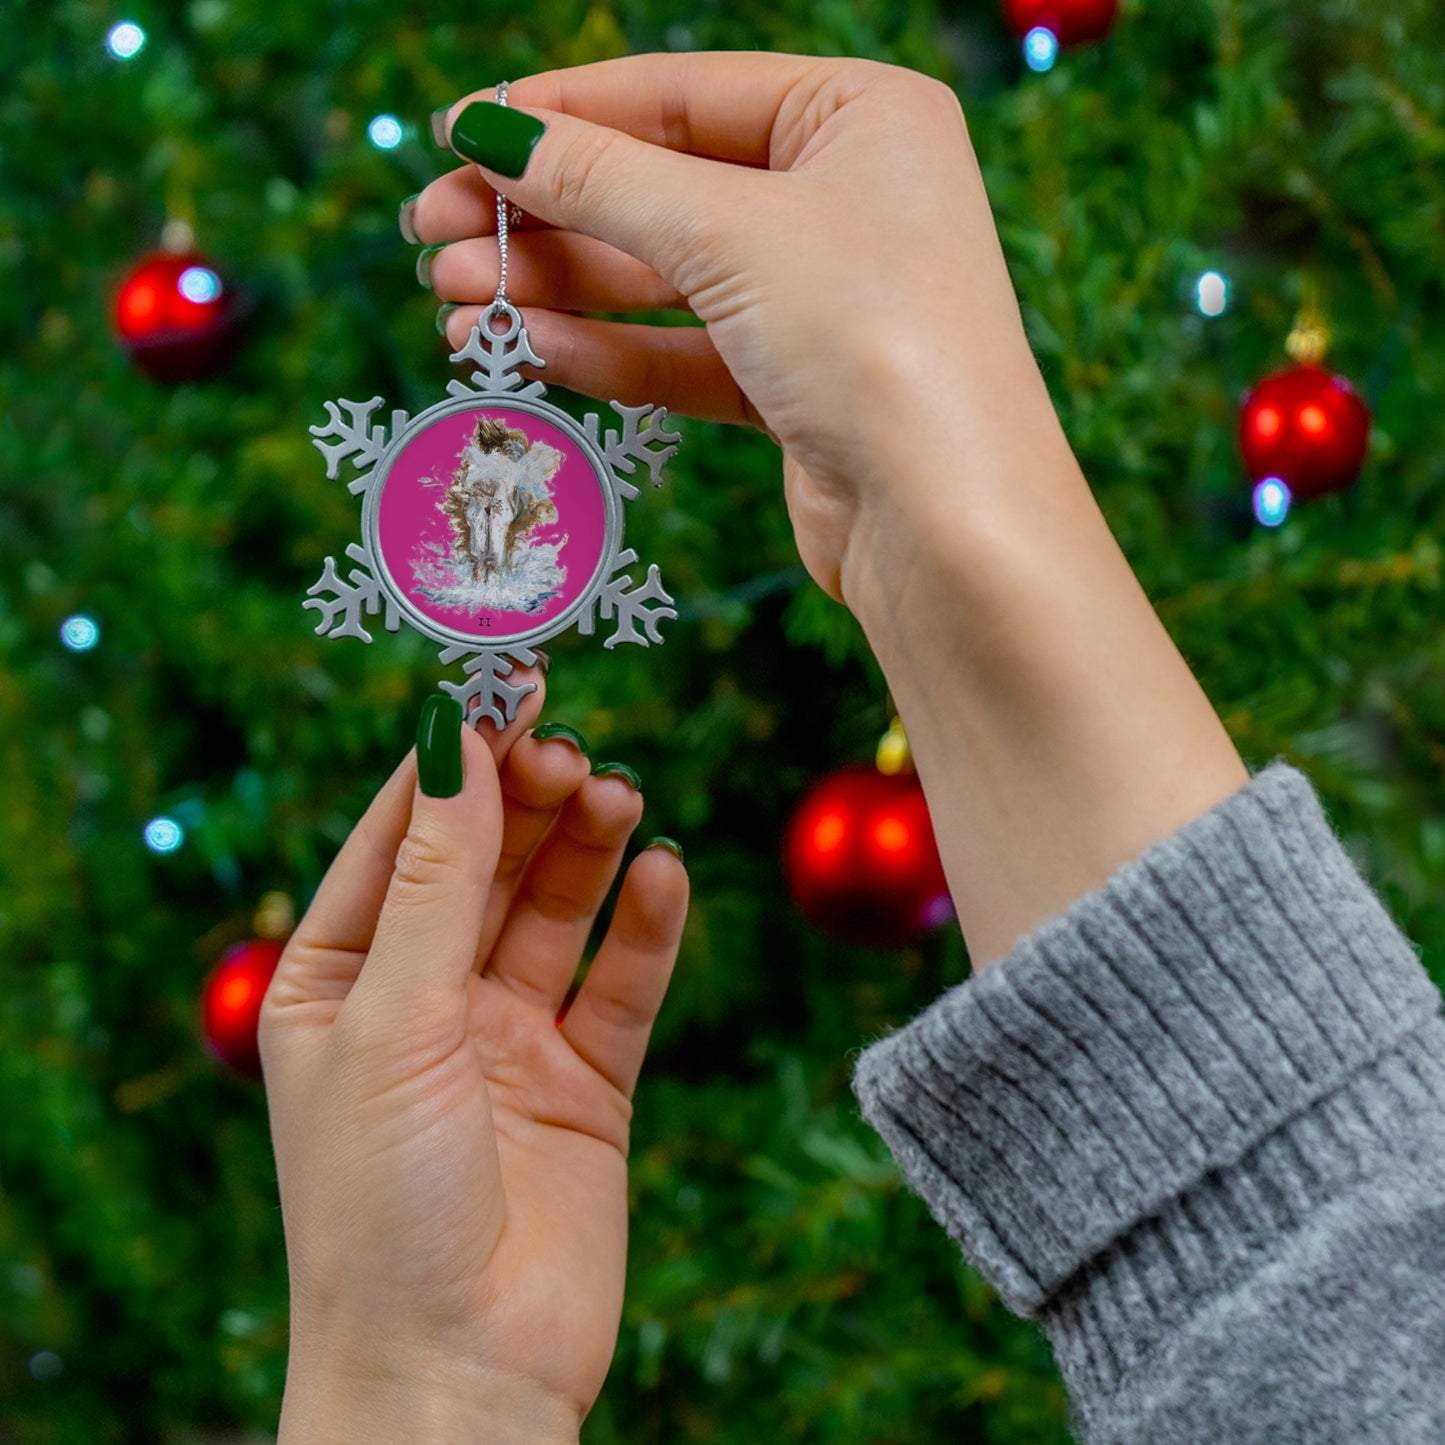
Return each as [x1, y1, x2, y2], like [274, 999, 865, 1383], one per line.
[305, 302, 681, 728]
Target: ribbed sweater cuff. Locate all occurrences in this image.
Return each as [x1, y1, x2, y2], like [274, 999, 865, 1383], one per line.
[849, 758, 1444, 1319]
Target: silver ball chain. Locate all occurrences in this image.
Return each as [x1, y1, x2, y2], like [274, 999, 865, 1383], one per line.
[491, 82, 524, 319]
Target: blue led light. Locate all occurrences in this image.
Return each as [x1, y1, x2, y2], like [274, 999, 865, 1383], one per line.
[1253, 477, 1292, 528]
[106, 21, 146, 59]
[1024, 26, 1059, 72]
[1196, 270, 1229, 317]
[61, 615, 100, 651]
[178, 266, 222, 303]
[368, 114, 404, 150]
[144, 817, 185, 853]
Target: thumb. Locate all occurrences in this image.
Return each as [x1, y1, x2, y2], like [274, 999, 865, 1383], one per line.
[441, 94, 760, 291]
[345, 695, 503, 1031]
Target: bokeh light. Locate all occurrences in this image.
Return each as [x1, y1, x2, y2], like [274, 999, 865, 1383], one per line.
[144, 817, 185, 853]
[1196, 270, 1229, 317]
[178, 266, 222, 304]
[368, 114, 404, 150]
[1253, 477, 1292, 528]
[60, 615, 100, 651]
[105, 21, 145, 59]
[1024, 27, 1059, 72]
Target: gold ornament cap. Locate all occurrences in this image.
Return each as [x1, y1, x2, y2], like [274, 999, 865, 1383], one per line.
[253, 891, 296, 940]
[876, 715, 913, 775]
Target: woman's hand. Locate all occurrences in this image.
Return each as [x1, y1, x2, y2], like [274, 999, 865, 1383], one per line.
[259, 677, 688, 1442]
[410, 53, 1060, 605]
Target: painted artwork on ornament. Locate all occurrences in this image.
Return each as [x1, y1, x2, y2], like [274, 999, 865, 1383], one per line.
[374, 406, 608, 647]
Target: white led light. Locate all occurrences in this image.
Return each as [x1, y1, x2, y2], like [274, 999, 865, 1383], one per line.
[144, 817, 185, 853]
[368, 114, 404, 150]
[1196, 270, 1229, 317]
[61, 615, 100, 651]
[1253, 477, 1291, 528]
[106, 21, 146, 59]
[178, 266, 222, 303]
[1025, 27, 1059, 72]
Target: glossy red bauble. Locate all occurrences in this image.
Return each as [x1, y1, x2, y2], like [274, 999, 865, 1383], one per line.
[783, 766, 954, 948]
[1003, 0, 1119, 45]
[200, 939, 284, 1077]
[1237, 362, 1372, 500]
[113, 250, 240, 382]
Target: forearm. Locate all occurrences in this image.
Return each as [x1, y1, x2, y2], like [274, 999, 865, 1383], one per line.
[842, 356, 1250, 972]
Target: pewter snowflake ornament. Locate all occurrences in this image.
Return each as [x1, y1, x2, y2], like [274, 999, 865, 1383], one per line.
[304, 302, 681, 728]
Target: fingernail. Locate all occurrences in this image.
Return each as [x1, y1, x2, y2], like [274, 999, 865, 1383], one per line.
[644, 836, 684, 865]
[417, 694, 464, 797]
[398, 193, 422, 245]
[416, 242, 448, 290]
[531, 648, 551, 676]
[591, 760, 641, 791]
[430, 105, 453, 148]
[450, 100, 546, 179]
[532, 722, 589, 756]
[435, 302, 460, 338]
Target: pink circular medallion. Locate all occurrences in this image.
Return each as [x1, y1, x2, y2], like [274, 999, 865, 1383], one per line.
[375, 406, 608, 646]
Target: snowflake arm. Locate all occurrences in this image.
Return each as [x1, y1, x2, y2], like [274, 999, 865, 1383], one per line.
[583, 402, 682, 500]
[436, 646, 541, 729]
[578, 549, 677, 648]
[448, 312, 547, 400]
[309, 398, 410, 490]
[303, 543, 399, 642]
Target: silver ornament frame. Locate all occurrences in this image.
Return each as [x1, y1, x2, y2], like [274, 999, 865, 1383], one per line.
[304, 303, 681, 729]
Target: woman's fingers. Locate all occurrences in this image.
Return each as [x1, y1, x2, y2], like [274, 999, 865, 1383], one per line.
[429, 230, 688, 315]
[412, 47, 824, 249]
[343, 722, 504, 1034]
[472, 729, 593, 972]
[268, 750, 421, 996]
[439, 307, 763, 425]
[483, 773, 645, 1013]
[471, 52, 845, 166]
[409, 162, 555, 246]
[437, 93, 768, 286]
[559, 846, 689, 1101]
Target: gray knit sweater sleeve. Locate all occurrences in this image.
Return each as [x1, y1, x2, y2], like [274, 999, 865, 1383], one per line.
[849, 758, 1445, 1442]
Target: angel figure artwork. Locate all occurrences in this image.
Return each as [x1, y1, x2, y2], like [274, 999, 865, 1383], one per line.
[414, 416, 568, 617]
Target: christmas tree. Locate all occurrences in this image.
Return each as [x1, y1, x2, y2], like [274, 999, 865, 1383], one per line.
[3, 0, 1443, 1441]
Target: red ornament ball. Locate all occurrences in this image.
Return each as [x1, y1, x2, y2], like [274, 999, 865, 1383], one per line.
[783, 766, 954, 948]
[113, 250, 240, 382]
[1003, 0, 1119, 45]
[1238, 362, 1372, 501]
[200, 939, 284, 1077]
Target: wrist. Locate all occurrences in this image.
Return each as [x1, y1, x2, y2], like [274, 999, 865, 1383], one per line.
[835, 388, 1248, 973]
[279, 1344, 582, 1445]
[837, 344, 1083, 638]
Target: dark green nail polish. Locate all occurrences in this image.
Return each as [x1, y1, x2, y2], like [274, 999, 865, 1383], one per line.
[430, 105, 452, 148]
[417, 694, 464, 797]
[398, 193, 422, 245]
[450, 100, 546, 179]
[645, 836, 684, 865]
[435, 302, 460, 337]
[591, 760, 641, 791]
[533, 722, 589, 756]
[416, 242, 447, 290]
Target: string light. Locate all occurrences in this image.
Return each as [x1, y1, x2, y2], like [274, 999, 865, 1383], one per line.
[60, 615, 100, 651]
[1253, 477, 1291, 528]
[1196, 270, 1229, 317]
[144, 817, 184, 853]
[105, 21, 146, 59]
[367, 114, 404, 150]
[1024, 27, 1059, 72]
[178, 266, 223, 303]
